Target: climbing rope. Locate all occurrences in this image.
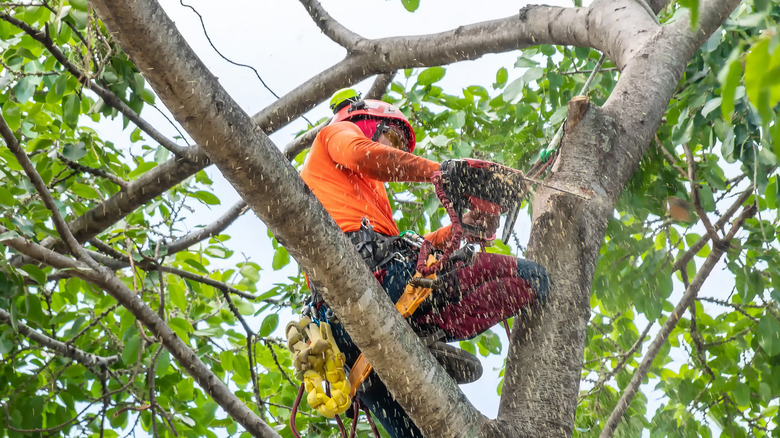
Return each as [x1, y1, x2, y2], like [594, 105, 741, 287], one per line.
[416, 172, 464, 276]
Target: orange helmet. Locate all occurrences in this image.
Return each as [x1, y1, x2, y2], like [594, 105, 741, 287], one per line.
[330, 99, 417, 153]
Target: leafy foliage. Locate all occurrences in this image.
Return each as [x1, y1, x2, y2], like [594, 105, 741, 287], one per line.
[0, 1, 778, 438]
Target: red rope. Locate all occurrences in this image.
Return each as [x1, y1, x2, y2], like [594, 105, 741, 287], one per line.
[417, 172, 463, 276]
[290, 382, 305, 438]
[326, 384, 348, 437]
[502, 320, 511, 340]
[362, 401, 381, 438]
[348, 399, 360, 438]
[531, 152, 557, 179]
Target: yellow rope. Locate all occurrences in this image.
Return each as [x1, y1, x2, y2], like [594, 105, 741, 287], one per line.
[286, 317, 351, 418]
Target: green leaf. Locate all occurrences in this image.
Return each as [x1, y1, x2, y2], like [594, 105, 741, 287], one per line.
[733, 382, 750, 407]
[720, 55, 742, 119]
[417, 67, 445, 86]
[70, 183, 101, 199]
[258, 313, 279, 338]
[62, 94, 80, 128]
[169, 282, 187, 311]
[183, 259, 209, 274]
[522, 67, 544, 83]
[169, 317, 193, 344]
[700, 97, 722, 117]
[21, 264, 46, 285]
[191, 190, 220, 206]
[0, 186, 16, 206]
[62, 142, 87, 161]
[514, 57, 538, 68]
[13, 77, 37, 103]
[400, 0, 420, 12]
[448, 111, 466, 130]
[69, 0, 89, 11]
[2, 102, 21, 131]
[757, 315, 780, 356]
[745, 36, 780, 121]
[122, 334, 140, 365]
[271, 246, 290, 270]
[765, 176, 778, 210]
[502, 77, 524, 102]
[494, 67, 508, 88]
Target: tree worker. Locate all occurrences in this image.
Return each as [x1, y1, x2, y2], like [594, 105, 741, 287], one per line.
[299, 89, 549, 438]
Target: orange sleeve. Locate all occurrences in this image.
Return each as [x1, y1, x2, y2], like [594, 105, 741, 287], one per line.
[424, 224, 453, 249]
[322, 123, 439, 182]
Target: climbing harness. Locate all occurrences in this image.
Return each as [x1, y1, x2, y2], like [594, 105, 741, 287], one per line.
[348, 254, 440, 397]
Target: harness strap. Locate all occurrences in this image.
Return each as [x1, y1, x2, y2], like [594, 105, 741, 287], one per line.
[348, 254, 439, 397]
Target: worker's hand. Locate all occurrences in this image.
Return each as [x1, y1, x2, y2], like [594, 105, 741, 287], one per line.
[462, 210, 500, 242]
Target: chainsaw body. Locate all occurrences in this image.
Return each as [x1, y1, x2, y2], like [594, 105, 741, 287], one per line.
[437, 158, 527, 243]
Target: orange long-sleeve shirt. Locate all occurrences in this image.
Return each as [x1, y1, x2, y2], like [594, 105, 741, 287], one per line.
[301, 121, 451, 245]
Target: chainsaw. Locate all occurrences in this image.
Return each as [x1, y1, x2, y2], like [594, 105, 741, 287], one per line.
[437, 158, 528, 244]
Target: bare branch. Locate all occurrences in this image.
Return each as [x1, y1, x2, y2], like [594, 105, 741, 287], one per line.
[165, 201, 249, 254]
[58, 153, 129, 189]
[0, 308, 120, 367]
[672, 189, 752, 273]
[683, 144, 720, 243]
[366, 72, 396, 99]
[600, 204, 756, 438]
[84, 237, 267, 301]
[298, 0, 362, 50]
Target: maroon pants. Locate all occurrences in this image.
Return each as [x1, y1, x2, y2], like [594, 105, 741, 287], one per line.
[408, 252, 548, 341]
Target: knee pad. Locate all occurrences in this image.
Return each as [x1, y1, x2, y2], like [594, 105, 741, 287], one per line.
[515, 258, 550, 306]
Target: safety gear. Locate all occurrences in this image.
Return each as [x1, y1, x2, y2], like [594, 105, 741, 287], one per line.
[300, 122, 438, 237]
[286, 317, 352, 418]
[330, 88, 362, 113]
[330, 99, 417, 153]
[378, 124, 409, 151]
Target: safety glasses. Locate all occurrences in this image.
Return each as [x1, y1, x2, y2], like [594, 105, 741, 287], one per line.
[380, 126, 409, 152]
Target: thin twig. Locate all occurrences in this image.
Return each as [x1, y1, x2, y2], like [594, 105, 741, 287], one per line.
[683, 144, 720, 243]
[58, 153, 128, 189]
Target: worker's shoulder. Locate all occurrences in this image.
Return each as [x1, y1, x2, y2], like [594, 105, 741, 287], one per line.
[319, 121, 361, 138]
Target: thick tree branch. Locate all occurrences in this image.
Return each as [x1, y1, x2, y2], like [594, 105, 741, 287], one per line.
[498, 1, 741, 434]
[89, 1, 485, 436]
[254, 4, 604, 133]
[0, 308, 120, 367]
[599, 204, 755, 438]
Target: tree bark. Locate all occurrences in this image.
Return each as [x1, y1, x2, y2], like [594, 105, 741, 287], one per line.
[497, 0, 742, 436]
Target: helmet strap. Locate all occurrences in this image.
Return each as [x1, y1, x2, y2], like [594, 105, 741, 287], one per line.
[371, 119, 388, 142]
